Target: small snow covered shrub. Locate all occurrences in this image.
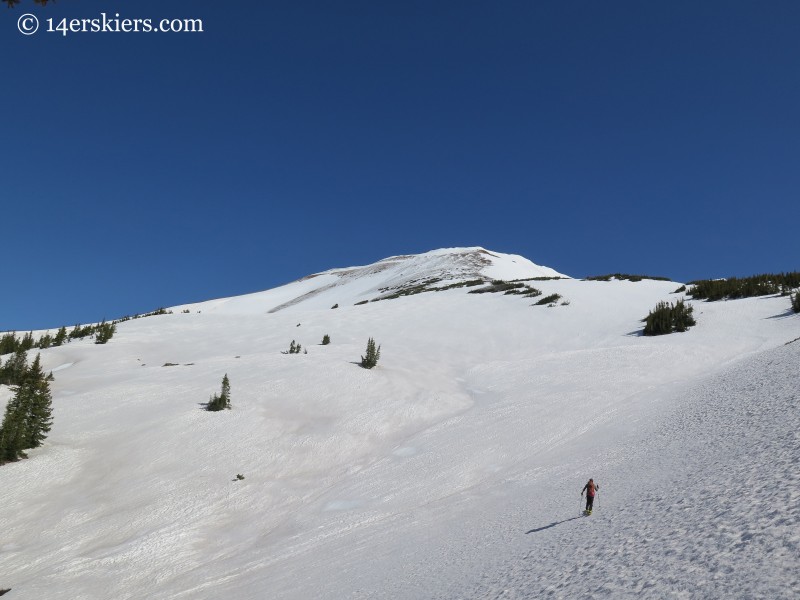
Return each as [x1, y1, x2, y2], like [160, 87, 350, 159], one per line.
[643, 299, 696, 336]
[360, 338, 381, 369]
[792, 291, 800, 313]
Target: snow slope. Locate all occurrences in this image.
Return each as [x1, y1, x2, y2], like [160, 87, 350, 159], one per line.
[1, 248, 798, 599]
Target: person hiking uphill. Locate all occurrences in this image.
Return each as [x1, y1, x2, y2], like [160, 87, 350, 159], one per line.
[581, 478, 599, 514]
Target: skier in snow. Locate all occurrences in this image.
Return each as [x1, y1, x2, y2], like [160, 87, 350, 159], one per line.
[581, 478, 599, 513]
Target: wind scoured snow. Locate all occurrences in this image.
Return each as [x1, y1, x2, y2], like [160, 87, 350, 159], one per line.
[0, 248, 798, 599]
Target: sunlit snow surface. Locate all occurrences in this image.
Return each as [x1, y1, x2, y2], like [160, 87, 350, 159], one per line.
[1, 248, 798, 599]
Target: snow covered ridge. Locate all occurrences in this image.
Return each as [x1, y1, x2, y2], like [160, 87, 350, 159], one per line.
[320, 247, 567, 283]
[175, 247, 568, 315]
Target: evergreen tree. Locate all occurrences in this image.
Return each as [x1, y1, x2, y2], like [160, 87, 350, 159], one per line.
[207, 393, 223, 411]
[643, 299, 696, 336]
[285, 340, 302, 354]
[0, 353, 54, 463]
[37, 334, 53, 349]
[207, 374, 231, 411]
[53, 327, 68, 347]
[792, 291, 800, 314]
[0, 333, 18, 355]
[21, 354, 53, 449]
[360, 337, 381, 369]
[19, 332, 34, 351]
[0, 349, 28, 386]
[94, 321, 116, 344]
[671, 299, 696, 332]
[220, 374, 231, 409]
[0, 392, 28, 463]
[322, 334, 331, 345]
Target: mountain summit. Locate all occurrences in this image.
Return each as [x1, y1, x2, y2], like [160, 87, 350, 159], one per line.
[179, 247, 567, 315]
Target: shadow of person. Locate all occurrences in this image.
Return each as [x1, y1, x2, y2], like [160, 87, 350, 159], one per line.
[525, 515, 582, 534]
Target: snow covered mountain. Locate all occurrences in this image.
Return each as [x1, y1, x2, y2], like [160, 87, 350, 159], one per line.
[2, 248, 798, 599]
[172, 247, 567, 315]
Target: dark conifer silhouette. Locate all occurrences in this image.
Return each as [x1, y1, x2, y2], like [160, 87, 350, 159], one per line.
[643, 299, 696, 336]
[0, 353, 54, 465]
[207, 374, 231, 411]
[360, 338, 381, 369]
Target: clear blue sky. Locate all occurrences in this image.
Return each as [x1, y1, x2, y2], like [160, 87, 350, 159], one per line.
[2, 1, 799, 331]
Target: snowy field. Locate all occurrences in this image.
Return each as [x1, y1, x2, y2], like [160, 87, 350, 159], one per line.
[1, 248, 798, 599]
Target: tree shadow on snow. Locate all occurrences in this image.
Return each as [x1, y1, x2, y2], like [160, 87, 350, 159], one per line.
[765, 308, 796, 321]
[525, 516, 582, 534]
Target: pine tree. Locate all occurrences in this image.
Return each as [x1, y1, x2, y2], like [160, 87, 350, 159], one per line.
[360, 338, 381, 369]
[20, 332, 34, 351]
[53, 327, 68, 347]
[0, 333, 19, 355]
[0, 353, 54, 464]
[322, 334, 331, 345]
[207, 393, 222, 411]
[0, 392, 28, 463]
[671, 299, 696, 332]
[643, 299, 695, 336]
[792, 291, 800, 314]
[285, 340, 303, 354]
[207, 374, 231, 411]
[95, 321, 116, 344]
[220, 374, 231, 409]
[0, 349, 28, 386]
[21, 354, 53, 449]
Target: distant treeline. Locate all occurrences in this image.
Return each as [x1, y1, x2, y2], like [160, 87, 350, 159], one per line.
[585, 274, 672, 282]
[0, 308, 172, 356]
[688, 272, 800, 301]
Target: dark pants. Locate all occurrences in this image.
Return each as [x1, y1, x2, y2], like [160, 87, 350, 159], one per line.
[585, 495, 594, 511]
